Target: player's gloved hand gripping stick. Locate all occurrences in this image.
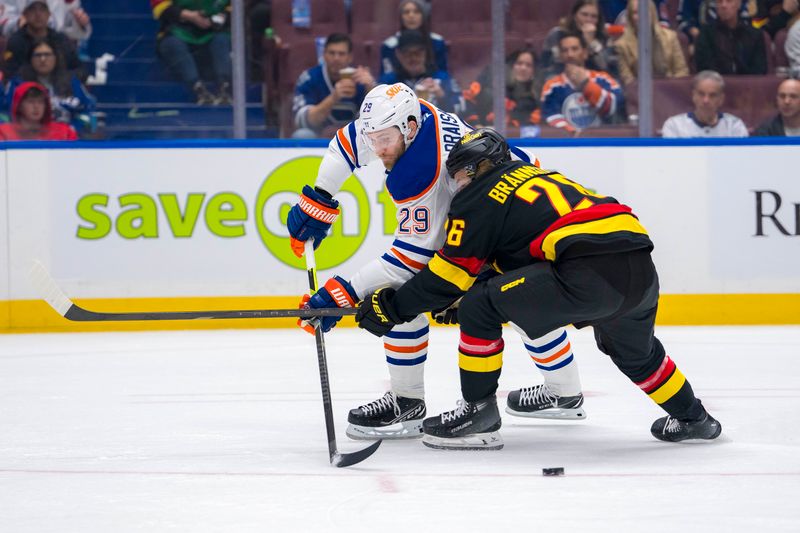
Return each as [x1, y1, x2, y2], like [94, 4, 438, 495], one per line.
[356, 287, 405, 337]
[288, 185, 340, 258]
[297, 276, 358, 334]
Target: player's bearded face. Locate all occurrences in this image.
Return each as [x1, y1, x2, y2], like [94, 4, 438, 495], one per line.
[366, 127, 406, 169]
[452, 167, 474, 192]
[453, 168, 472, 191]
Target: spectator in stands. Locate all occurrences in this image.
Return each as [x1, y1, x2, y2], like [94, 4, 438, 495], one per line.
[752, 0, 799, 38]
[677, 0, 751, 44]
[48, 0, 91, 41]
[5, 37, 95, 133]
[462, 47, 542, 134]
[247, 0, 270, 79]
[661, 70, 748, 137]
[754, 77, 800, 135]
[694, 0, 768, 74]
[788, 18, 800, 71]
[292, 33, 375, 138]
[600, 0, 669, 24]
[1, 1, 27, 35]
[541, 0, 618, 80]
[615, 0, 689, 85]
[0, 81, 77, 139]
[151, 0, 233, 105]
[0, 1, 91, 40]
[380, 0, 447, 78]
[541, 32, 624, 132]
[379, 29, 462, 113]
[2, 1, 80, 80]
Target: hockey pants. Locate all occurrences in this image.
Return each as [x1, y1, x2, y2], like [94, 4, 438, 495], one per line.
[457, 250, 703, 421]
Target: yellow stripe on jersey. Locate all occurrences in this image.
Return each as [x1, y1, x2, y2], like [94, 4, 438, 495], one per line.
[428, 255, 477, 291]
[541, 214, 648, 261]
[648, 368, 687, 404]
[459, 351, 503, 373]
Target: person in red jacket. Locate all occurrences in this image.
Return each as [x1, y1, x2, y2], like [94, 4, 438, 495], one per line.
[0, 81, 77, 140]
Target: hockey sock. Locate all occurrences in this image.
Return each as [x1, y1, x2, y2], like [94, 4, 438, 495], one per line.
[458, 332, 504, 402]
[515, 326, 582, 397]
[384, 314, 428, 399]
[634, 354, 702, 420]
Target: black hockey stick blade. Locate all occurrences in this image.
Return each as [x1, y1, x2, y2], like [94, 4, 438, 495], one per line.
[29, 260, 357, 322]
[332, 439, 382, 468]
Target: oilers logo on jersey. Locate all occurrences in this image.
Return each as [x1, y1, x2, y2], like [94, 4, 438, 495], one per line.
[562, 92, 600, 130]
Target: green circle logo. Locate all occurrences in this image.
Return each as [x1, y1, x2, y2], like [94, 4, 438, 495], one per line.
[255, 156, 371, 270]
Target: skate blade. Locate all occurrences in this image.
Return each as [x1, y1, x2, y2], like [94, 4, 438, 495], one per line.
[652, 424, 723, 443]
[505, 406, 587, 420]
[346, 420, 423, 440]
[421, 431, 504, 450]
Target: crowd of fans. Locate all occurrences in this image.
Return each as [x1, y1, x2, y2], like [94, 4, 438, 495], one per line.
[287, 0, 800, 139]
[0, 0, 798, 141]
[0, 0, 93, 140]
[0, 1, 276, 141]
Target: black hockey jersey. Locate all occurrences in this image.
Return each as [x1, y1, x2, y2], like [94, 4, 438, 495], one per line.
[392, 161, 654, 319]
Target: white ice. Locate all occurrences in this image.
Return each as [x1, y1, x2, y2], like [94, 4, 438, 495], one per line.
[1, 325, 798, 532]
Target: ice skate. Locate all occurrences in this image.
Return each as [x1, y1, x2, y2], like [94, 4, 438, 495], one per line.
[422, 395, 503, 450]
[346, 391, 425, 440]
[651, 404, 722, 442]
[505, 384, 586, 420]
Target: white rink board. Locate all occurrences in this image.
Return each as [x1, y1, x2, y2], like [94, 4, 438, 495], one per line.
[2, 142, 799, 302]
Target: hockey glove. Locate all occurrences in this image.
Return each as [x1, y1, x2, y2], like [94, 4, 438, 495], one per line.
[298, 275, 358, 334]
[432, 297, 461, 325]
[287, 185, 340, 258]
[356, 288, 404, 338]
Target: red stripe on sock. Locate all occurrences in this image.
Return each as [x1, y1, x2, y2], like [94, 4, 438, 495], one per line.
[459, 332, 504, 355]
[636, 356, 676, 393]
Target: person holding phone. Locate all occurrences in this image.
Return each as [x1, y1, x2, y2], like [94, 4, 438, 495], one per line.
[292, 32, 376, 138]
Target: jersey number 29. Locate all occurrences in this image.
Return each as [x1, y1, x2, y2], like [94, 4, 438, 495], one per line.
[398, 206, 430, 234]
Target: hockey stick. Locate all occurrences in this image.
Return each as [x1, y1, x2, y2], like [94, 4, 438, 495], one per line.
[30, 260, 357, 322]
[303, 241, 381, 468]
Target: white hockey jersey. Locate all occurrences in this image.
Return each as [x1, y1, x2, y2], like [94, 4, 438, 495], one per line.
[314, 100, 536, 298]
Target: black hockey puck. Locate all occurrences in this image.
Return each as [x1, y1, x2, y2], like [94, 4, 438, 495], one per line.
[542, 467, 565, 476]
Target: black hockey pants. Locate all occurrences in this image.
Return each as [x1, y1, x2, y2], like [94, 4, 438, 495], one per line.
[458, 250, 702, 420]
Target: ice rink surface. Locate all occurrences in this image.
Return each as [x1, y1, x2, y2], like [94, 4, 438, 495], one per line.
[1, 325, 799, 532]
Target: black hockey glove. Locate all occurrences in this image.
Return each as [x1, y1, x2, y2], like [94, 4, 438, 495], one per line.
[431, 297, 461, 325]
[356, 288, 404, 337]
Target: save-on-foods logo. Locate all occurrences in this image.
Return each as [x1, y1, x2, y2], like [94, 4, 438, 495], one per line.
[75, 156, 397, 270]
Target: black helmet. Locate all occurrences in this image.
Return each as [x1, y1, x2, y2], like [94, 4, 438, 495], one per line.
[446, 128, 511, 181]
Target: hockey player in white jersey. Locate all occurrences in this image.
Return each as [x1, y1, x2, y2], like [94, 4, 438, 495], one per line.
[287, 83, 586, 439]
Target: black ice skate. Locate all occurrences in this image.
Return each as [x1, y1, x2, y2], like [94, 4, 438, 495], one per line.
[651, 404, 722, 442]
[505, 384, 586, 420]
[422, 395, 503, 450]
[346, 391, 426, 440]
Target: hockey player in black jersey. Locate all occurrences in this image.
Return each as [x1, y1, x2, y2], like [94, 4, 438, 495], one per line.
[355, 128, 721, 450]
